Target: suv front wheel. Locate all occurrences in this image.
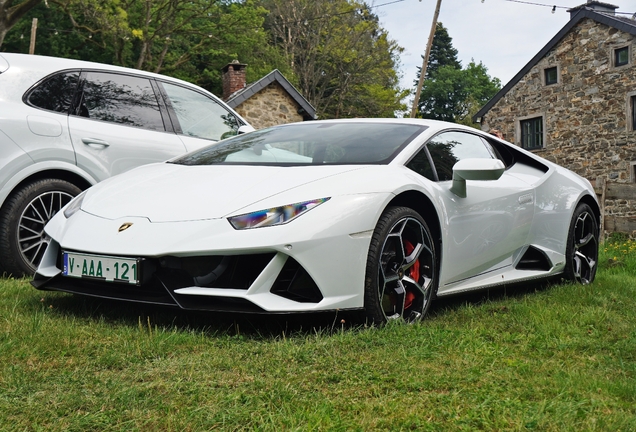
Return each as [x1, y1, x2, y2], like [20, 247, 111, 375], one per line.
[0, 179, 81, 277]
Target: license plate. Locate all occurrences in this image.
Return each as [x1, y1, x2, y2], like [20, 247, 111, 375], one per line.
[63, 252, 140, 284]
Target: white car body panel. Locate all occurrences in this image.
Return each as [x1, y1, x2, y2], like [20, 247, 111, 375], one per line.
[34, 119, 599, 315]
[0, 160, 97, 211]
[68, 116, 188, 182]
[0, 53, 252, 275]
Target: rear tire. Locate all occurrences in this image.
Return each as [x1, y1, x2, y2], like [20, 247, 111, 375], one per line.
[0, 179, 80, 277]
[563, 203, 598, 284]
[364, 206, 438, 325]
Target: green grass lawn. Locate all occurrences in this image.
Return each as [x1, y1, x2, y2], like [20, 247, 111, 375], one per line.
[1, 240, 635, 431]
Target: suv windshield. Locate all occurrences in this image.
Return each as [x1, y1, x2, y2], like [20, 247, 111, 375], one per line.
[171, 122, 427, 166]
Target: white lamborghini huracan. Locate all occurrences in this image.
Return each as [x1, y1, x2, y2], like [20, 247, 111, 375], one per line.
[33, 119, 600, 324]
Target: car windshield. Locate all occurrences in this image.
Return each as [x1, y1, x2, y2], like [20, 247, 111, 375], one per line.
[171, 122, 427, 166]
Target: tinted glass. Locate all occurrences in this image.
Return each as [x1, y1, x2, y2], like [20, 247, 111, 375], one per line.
[172, 122, 427, 166]
[427, 131, 494, 181]
[616, 47, 629, 66]
[521, 117, 543, 150]
[632, 96, 636, 131]
[27, 71, 79, 113]
[407, 148, 436, 181]
[545, 67, 557, 85]
[76, 72, 164, 131]
[162, 82, 239, 141]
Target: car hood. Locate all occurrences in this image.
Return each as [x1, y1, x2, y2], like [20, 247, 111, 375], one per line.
[80, 163, 373, 222]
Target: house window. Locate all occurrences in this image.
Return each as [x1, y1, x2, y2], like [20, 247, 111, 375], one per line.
[520, 117, 543, 150]
[631, 96, 636, 131]
[615, 46, 629, 67]
[544, 67, 558, 85]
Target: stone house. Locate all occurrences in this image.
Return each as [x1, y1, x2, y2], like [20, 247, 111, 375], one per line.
[473, 1, 636, 232]
[221, 61, 316, 129]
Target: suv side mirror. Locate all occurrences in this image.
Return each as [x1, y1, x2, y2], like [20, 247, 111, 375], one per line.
[450, 158, 505, 198]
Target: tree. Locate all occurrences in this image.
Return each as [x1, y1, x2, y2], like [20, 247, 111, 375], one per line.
[0, 0, 42, 47]
[417, 60, 500, 126]
[415, 22, 500, 127]
[413, 22, 460, 86]
[262, 0, 406, 118]
[424, 22, 460, 78]
[2, 0, 408, 112]
[1, 0, 277, 96]
[454, 61, 501, 127]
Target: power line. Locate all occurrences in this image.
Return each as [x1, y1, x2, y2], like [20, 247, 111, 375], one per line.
[485, 0, 635, 16]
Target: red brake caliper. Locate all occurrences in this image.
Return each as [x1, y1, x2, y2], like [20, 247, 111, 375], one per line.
[403, 239, 419, 310]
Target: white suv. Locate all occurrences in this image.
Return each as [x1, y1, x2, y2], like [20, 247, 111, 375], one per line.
[0, 53, 253, 276]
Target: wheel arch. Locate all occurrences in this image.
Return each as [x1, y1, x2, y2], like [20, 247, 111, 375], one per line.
[1, 169, 92, 212]
[386, 190, 443, 267]
[577, 193, 602, 232]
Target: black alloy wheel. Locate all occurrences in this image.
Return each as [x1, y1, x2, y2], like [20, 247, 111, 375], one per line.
[564, 203, 599, 285]
[0, 179, 80, 276]
[364, 206, 437, 325]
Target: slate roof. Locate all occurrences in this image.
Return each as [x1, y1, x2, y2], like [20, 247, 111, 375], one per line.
[473, 8, 636, 122]
[226, 69, 317, 120]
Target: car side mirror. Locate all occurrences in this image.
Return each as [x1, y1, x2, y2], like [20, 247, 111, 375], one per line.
[238, 125, 255, 134]
[450, 158, 505, 198]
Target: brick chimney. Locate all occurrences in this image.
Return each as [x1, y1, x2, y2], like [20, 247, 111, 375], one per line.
[222, 60, 247, 100]
[567, 1, 618, 19]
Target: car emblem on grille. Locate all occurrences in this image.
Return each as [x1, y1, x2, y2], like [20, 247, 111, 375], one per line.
[118, 222, 133, 232]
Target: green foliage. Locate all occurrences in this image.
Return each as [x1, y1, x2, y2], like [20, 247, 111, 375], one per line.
[2, 0, 276, 95]
[600, 236, 636, 275]
[427, 22, 461, 75]
[415, 22, 460, 83]
[262, 0, 406, 118]
[416, 23, 501, 127]
[0, 0, 44, 47]
[1, 244, 635, 429]
[1, 2, 116, 63]
[3, 0, 406, 115]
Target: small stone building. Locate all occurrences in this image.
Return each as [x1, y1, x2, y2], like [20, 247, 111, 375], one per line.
[474, 1, 636, 232]
[221, 62, 316, 129]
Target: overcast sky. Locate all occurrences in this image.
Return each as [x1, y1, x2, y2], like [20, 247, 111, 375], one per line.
[372, 0, 636, 98]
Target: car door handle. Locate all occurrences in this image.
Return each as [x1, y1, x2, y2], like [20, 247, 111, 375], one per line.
[81, 137, 110, 147]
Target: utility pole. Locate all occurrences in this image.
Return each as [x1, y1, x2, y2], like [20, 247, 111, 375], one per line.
[410, 0, 442, 118]
[29, 18, 38, 54]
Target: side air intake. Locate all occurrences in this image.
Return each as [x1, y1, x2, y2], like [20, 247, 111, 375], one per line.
[516, 246, 553, 271]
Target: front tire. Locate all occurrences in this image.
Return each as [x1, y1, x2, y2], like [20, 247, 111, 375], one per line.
[364, 207, 438, 325]
[563, 203, 598, 284]
[0, 179, 80, 277]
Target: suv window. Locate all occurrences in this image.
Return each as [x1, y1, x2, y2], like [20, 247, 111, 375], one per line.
[161, 82, 239, 141]
[27, 71, 80, 113]
[76, 72, 165, 132]
[426, 131, 495, 181]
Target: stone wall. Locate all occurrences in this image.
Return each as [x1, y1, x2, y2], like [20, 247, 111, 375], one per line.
[234, 82, 305, 129]
[481, 17, 636, 229]
[482, 18, 636, 183]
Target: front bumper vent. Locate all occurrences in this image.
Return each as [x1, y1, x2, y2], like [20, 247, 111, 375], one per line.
[270, 257, 323, 303]
[157, 253, 275, 289]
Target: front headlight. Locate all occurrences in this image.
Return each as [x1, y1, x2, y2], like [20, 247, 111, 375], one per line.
[228, 198, 330, 230]
[63, 191, 87, 218]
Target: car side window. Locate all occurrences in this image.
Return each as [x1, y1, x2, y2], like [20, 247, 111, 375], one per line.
[161, 82, 240, 141]
[406, 147, 436, 181]
[27, 71, 80, 113]
[427, 131, 495, 181]
[75, 72, 165, 132]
